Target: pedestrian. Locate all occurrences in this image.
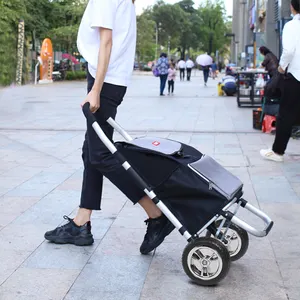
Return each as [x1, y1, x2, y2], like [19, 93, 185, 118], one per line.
[156, 53, 169, 96]
[186, 58, 194, 81]
[259, 46, 279, 78]
[218, 61, 223, 73]
[202, 65, 210, 86]
[221, 68, 237, 96]
[211, 61, 218, 79]
[44, 0, 174, 255]
[178, 58, 186, 81]
[168, 63, 176, 95]
[260, 0, 300, 162]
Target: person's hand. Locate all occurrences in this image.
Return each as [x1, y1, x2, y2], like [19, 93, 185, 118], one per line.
[278, 66, 285, 74]
[81, 89, 100, 113]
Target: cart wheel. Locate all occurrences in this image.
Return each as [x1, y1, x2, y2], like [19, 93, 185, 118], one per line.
[206, 221, 249, 262]
[182, 237, 230, 286]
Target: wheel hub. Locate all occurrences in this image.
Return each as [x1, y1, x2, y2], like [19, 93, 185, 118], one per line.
[188, 246, 223, 281]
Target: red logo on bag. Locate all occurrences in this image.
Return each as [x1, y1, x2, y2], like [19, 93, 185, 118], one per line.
[152, 141, 160, 146]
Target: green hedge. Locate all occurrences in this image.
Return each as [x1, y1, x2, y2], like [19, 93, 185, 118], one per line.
[65, 70, 87, 80]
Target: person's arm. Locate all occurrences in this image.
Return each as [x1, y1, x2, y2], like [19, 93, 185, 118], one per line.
[279, 22, 297, 73]
[261, 55, 268, 68]
[93, 29, 112, 93]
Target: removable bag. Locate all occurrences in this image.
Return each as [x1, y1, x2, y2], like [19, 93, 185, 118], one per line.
[189, 155, 243, 200]
[128, 137, 183, 156]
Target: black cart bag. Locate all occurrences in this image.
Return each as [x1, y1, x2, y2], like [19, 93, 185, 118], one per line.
[116, 137, 243, 235]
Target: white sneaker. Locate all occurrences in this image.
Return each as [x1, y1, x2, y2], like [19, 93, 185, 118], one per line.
[260, 149, 284, 162]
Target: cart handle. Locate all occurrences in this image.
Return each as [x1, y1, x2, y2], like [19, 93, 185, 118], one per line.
[82, 102, 97, 124]
[82, 102, 133, 141]
[228, 202, 274, 237]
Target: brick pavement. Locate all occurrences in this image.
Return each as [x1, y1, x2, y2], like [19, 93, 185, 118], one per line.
[0, 73, 299, 300]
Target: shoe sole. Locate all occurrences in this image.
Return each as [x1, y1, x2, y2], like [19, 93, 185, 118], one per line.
[45, 234, 94, 246]
[140, 222, 175, 255]
[260, 152, 283, 162]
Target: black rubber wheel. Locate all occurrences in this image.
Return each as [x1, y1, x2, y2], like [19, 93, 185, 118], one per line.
[182, 237, 231, 286]
[206, 220, 249, 262]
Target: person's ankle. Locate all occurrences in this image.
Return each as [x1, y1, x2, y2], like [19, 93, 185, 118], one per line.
[148, 212, 162, 219]
[73, 208, 92, 226]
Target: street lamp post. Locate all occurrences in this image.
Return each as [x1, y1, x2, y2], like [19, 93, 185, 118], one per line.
[155, 22, 162, 61]
[225, 33, 236, 64]
[253, 0, 260, 68]
[155, 23, 158, 61]
[241, 1, 247, 66]
[235, 41, 239, 65]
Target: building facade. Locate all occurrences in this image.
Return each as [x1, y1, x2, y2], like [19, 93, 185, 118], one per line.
[231, 0, 292, 66]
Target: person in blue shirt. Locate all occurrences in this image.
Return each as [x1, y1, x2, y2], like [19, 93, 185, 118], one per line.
[211, 61, 218, 79]
[156, 53, 169, 96]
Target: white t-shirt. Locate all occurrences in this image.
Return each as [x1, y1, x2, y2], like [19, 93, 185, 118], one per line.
[178, 60, 186, 69]
[186, 60, 194, 68]
[77, 0, 137, 87]
[279, 14, 300, 81]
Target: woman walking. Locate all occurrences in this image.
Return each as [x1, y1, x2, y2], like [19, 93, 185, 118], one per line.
[156, 53, 169, 96]
[259, 46, 279, 78]
[260, 0, 300, 162]
[168, 63, 176, 95]
[44, 0, 174, 255]
[202, 65, 210, 86]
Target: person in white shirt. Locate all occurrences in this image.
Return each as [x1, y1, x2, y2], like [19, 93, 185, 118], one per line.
[45, 0, 174, 255]
[178, 59, 186, 81]
[186, 59, 194, 81]
[261, 0, 300, 162]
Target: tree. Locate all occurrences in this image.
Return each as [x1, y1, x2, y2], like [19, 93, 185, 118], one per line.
[175, 0, 202, 58]
[25, 0, 51, 44]
[197, 0, 230, 56]
[47, 0, 87, 53]
[136, 14, 156, 64]
[0, 0, 27, 85]
[151, 2, 188, 51]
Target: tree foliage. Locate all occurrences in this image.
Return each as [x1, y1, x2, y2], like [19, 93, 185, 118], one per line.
[0, 0, 231, 85]
[47, 0, 87, 53]
[136, 14, 156, 63]
[0, 0, 26, 85]
[198, 0, 230, 56]
[137, 0, 231, 60]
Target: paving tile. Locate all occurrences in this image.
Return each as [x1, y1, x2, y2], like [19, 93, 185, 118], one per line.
[277, 259, 300, 288]
[260, 203, 300, 240]
[65, 255, 152, 300]
[23, 241, 98, 270]
[12, 190, 80, 226]
[0, 223, 47, 251]
[111, 205, 147, 229]
[56, 177, 82, 191]
[0, 161, 20, 172]
[212, 154, 248, 167]
[94, 227, 148, 256]
[252, 176, 299, 203]
[270, 237, 300, 259]
[0, 268, 79, 300]
[141, 259, 287, 300]
[0, 213, 22, 228]
[0, 249, 31, 285]
[286, 288, 300, 300]
[4, 166, 43, 179]
[0, 196, 40, 216]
